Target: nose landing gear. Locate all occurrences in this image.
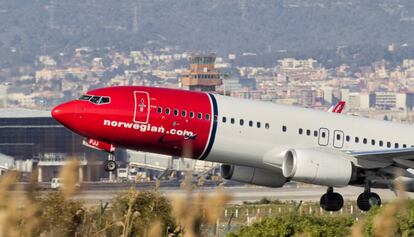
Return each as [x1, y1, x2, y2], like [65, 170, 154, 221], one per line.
[104, 153, 118, 172]
[320, 187, 344, 212]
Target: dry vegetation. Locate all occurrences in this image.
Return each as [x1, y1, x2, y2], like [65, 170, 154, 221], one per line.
[0, 161, 232, 237]
[0, 161, 413, 237]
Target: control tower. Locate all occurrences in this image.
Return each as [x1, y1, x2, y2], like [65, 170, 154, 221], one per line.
[180, 54, 223, 92]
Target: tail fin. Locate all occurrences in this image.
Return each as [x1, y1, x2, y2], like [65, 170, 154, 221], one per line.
[330, 101, 346, 113]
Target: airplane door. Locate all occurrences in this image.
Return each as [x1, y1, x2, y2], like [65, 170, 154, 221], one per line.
[318, 128, 329, 146]
[133, 91, 150, 124]
[333, 130, 344, 148]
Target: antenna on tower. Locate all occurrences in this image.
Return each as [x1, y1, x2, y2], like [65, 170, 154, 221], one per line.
[48, 0, 56, 29]
[239, 0, 247, 20]
[132, 1, 139, 33]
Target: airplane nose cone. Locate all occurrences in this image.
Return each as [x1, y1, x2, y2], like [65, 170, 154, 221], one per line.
[51, 105, 61, 120]
[51, 102, 77, 126]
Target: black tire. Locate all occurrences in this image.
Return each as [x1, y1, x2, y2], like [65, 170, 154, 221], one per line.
[104, 160, 117, 172]
[320, 192, 344, 212]
[357, 192, 381, 211]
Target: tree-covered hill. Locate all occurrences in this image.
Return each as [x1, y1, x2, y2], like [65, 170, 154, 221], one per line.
[1, 0, 414, 67]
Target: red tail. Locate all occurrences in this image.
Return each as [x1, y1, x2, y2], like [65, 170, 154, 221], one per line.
[332, 101, 346, 113]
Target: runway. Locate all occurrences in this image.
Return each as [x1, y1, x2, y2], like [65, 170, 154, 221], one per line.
[10, 182, 412, 206]
[69, 184, 409, 206]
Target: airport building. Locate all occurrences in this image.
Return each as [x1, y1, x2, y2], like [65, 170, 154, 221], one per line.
[178, 54, 222, 174]
[0, 108, 126, 182]
[180, 54, 223, 92]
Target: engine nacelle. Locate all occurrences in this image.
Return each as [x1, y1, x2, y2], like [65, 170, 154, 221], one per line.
[282, 148, 354, 187]
[221, 164, 286, 188]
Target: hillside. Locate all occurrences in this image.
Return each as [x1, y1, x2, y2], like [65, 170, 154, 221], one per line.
[1, 0, 414, 67]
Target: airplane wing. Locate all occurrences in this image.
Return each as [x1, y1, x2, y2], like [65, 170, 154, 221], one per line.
[350, 148, 414, 169]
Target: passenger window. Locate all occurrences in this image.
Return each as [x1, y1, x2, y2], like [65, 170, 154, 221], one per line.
[336, 134, 341, 140]
[387, 142, 391, 148]
[181, 110, 187, 117]
[282, 126, 287, 132]
[371, 139, 375, 146]
[240, 119, 244, 126]
[265, 123, 270, 129]
[157, 107, 162, 114]
[257, 122, 261, 128]
[205, 114, 210, 121]
[231, 118, 235, 124]
[165, 108, 171, 115]
[314, 131, 318, 137]
[322, 132, 326, 138]
[403, 144, 407, 148]
[173, 109, 179, 116]
[306, 129, 311, 136]
[249, 121, 253, 127]
[355, 137, 359, 143]
[299, 128, 303, 135]
[345, 135, 350, 142]
[190, 111, 195, 118]
[395, 143, 399, 148]
[363, 138, 367, 144]
[222, 117, 227, 123]
[379, 141, 383, 147]
[197, 113, 202, 120]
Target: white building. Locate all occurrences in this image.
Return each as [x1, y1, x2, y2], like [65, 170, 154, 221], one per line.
[345, 92, 370, 110]
[278, 58, 317, 70]
[375, 92, 406, 110]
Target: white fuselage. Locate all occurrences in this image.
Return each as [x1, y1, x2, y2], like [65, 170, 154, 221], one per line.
[206, 94, 414, 169]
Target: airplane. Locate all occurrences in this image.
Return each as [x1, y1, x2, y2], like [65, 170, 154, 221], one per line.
[52, 86, 414, 212]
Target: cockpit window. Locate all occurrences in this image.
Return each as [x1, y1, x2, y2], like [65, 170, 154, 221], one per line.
[90, 96, 101, 104]
[100, 97, 110, 104]
[79, 94, 111, 105]
[79, 95, 92, 101]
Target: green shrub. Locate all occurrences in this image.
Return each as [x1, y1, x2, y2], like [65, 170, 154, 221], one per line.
[37, 191, 84, 237]
[109, 189, 176, 237]
[226, 214, 353, 237]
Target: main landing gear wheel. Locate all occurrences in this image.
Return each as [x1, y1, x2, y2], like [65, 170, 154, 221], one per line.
[104, 160, 118, 172]
[357, 192, 381, 211]
[320, 187, 344, 212]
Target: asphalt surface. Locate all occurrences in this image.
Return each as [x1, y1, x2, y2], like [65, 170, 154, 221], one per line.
[17, 182, 413, 206]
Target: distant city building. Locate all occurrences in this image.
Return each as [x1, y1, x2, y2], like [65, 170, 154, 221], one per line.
[300, 90, 317, 107]
[374, 92, 406, 110]
[322, 86, 334, 104]
[278, 58, 317, 70]
[180, 54, 223, 92]
[277, 58, 326, 81]
[403, 59, 414, 69]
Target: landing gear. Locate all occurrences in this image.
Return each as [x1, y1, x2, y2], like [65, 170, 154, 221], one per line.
[104, 153, 118, 172]
[357, 182, 381, 211]
[320, 187, 344, 212]
[104, 160, 118, 172]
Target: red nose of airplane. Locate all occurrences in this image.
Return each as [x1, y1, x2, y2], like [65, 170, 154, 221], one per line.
[51, 102, 78, 127]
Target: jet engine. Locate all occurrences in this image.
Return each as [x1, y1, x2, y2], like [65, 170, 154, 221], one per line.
[220, 164, 286, 187]
[282, 148, 360, 187]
